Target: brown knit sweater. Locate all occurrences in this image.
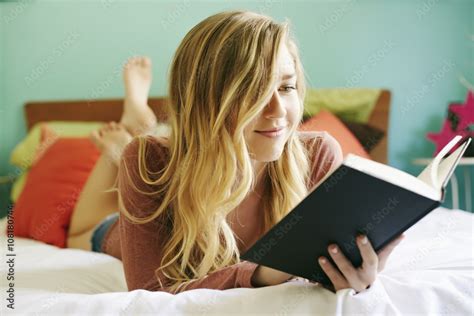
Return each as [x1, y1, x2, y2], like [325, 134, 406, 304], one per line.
[101, 131, 343, 293]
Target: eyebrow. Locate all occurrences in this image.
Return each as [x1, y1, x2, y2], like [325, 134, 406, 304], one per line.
[281, 73, 296, 80]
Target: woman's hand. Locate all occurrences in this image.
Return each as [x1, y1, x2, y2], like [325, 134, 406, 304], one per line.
[318, 233, 405, 293]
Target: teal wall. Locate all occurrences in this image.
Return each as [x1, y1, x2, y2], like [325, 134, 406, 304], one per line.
[1, 0, 473, 209]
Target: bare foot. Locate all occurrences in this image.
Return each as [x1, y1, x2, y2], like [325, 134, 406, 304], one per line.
[90, 122, 133, 166]
[120, 56, 157, 136]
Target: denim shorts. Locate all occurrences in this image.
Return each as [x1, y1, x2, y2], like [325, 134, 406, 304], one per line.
[90, 212, 119, 253]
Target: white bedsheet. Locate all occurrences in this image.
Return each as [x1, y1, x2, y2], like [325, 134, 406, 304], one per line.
[1, 207, 473, 315]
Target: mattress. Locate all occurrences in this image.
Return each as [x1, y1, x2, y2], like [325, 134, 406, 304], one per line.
[1, 207, 472, 315]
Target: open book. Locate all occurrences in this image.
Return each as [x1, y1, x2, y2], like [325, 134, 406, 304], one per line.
[240, 135, 471, 286]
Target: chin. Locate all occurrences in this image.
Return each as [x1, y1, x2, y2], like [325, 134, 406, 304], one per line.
[258, 150, 284, 162]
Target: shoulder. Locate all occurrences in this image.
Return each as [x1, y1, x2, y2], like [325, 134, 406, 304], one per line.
[121, 135, 170, 173]
[118, 135, 171, 218]
[298, 131, 343, 161]
[297, 131, 343, 188]
[122, 134, 170, 158]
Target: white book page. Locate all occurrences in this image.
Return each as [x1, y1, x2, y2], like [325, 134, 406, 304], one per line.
[417, 162, 435, 187]
[344, 154, 440, 201]
[417, 136, 470, 190]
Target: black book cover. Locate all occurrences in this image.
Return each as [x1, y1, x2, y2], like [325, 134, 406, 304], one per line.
[240, 165, 441, 286]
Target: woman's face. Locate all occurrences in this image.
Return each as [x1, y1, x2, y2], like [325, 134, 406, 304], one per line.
[244, 43, 300, 165]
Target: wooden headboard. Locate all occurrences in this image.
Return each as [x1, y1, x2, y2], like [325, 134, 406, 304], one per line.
[24, 90, 391, 163]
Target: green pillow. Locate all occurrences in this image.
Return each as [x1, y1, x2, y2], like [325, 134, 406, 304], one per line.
[10, 172, 27, 202]
[303, 88, 381, 123]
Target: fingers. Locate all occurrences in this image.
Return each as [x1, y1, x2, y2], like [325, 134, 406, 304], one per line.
[318, 234, 405, 293]
[357, 235, 378, 270]
[377, 234, 405, 272]
[328, 244, 363, 285]
[318, 256, 349, 291]
[356, 235, 378, 283]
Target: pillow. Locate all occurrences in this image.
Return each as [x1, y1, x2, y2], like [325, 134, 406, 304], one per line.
[9, 121, 103, 203]
[10, 172, 27, 203]
[303, 88, 381, 123]
[299, 110, 371, 159]
[340, 120, 385, 152]
[10, 137, 100, 248]
[10, 121, 104, 169]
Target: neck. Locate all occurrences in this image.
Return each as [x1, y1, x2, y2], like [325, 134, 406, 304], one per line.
[251, 159, 267, 193]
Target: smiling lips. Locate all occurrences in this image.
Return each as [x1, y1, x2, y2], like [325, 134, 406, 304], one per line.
[255, 126, 286, 138]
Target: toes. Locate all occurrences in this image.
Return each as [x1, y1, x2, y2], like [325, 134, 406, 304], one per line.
[125, 56, 151, 69]
[116, 123, 127, 132]
[140, 57, 151, 67]
[90, 130, 99, 140]
[90, 130, 101, 145]
[125, 56, 138, 69]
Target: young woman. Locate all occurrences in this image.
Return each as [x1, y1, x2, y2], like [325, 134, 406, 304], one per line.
[66, 10, 404, 294]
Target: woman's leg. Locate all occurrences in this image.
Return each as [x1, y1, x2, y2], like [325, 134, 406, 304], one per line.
[67, 56, 157, 250]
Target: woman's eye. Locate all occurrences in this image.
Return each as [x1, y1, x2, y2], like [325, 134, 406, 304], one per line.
[279, 85, 297, 93]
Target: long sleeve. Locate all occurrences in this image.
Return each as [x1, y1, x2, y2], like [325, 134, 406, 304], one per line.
[110, 132, 342, 293]
[115, 135, 260, 293]
[299, 131, 344, 189]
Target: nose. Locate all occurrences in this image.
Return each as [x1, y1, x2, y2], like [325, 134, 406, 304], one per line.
[264, 91, 287, 119]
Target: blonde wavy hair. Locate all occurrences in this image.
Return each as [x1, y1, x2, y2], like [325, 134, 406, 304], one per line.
[119, 10, 313, 293]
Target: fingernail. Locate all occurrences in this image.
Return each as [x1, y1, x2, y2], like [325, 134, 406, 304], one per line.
[319, 257, 327, 264]
[360, 236, 368, 244]
[330, 245, 338, 254]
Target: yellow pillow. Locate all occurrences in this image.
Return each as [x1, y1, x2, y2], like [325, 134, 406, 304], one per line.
[10, 121, 104, 169]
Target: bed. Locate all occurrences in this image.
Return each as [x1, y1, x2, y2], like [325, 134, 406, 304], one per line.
[1, 207, 472, 315]
[2, 91, 473, 315]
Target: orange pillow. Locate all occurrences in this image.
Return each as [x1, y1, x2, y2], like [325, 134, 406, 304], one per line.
[11, 137, 100, 247]
[299, 110, 371, 159]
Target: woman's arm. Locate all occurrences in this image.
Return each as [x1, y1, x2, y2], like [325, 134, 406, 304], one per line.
[117, 136, 267, 293]
[118, 209, 262, 293]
